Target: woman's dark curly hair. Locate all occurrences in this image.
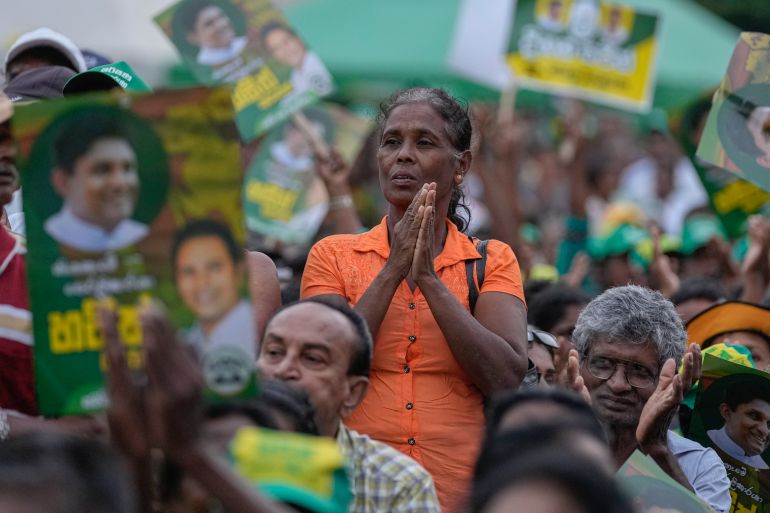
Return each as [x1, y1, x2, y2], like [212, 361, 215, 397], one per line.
[377, 87, 473, 232]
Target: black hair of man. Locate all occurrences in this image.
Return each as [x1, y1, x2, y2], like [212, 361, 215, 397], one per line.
[720, 91, 765, 162]
[527, 283, 590, 333]
[523, 279, 552, 305]
[177, 0, 218, 33]
[9, 47, 75, 74]
[278, 296, 372, 378]
[261, 379, 319, 435]
[205, 399, 281, 430]
[723, 376, 770, 412]
[171, 218, 243, 271]
[471, 444, 631, 513]
[670, 277, 726, 306]
[52, 108, 131, 176]
[484, 386, 605, 442]
[258, 20, 298, 48]
[0, 431, 135, 513]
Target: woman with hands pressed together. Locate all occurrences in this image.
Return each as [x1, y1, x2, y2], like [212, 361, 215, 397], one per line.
[301, 88, 528, 513]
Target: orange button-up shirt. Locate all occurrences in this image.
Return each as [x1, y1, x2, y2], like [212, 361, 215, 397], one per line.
[301, 217, 525, 513]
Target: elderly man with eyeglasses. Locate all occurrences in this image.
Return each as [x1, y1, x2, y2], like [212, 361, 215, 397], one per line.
[573, 285, 731, 513]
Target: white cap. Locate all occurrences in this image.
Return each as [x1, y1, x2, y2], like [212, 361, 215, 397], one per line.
[4, 27, 87, 76]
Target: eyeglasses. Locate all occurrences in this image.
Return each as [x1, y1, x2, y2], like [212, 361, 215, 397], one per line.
[583, 354, 656, 389]
[527, 327, 559, 349]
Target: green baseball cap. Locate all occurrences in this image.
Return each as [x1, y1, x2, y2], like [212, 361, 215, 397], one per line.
[588, 223, 649, 261]
[680, 216, 726, 256]
[229, 427, 351, 513]
[63, 61, 151, 96]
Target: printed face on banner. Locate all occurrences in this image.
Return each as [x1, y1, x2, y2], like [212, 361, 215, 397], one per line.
[685, 356, 770, 511]
[15, 87, 258, 416]
[156, 0, 335, 139]
[697, 32, 770, 193]
[243, 103, 372, 245]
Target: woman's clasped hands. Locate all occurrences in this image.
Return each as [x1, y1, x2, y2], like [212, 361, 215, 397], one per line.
[386, 182, 438, 285]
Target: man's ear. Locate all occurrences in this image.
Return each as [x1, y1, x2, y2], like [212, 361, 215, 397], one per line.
[339, 376, 369, 419]
[719, 403, 731, 421]
[51, 168, 69, 198]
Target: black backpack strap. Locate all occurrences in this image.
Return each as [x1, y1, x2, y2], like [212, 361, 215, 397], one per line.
[466, 239, 489, 315]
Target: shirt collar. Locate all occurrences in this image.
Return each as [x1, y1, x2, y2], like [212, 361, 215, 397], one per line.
[0, 224, 24, 277]
[352, 216, 481, 270]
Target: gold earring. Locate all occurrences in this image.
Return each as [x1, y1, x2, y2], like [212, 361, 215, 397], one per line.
[455, 173, 463, 184]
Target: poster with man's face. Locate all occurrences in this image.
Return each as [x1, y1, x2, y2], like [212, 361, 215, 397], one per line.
[14, 87, 257, 416]
[697, 32, 770, 193]
[155, 0, 334, 140]
[243, 103, 372, 245]
[684, 355, 770, 512]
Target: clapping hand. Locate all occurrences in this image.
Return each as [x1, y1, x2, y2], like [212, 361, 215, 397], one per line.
[636, 343, 701, 453]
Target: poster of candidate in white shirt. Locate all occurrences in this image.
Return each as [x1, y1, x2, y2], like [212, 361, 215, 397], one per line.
[13, 87, 257, 416]
[155, 0, 334, 139]
[685, 355, 770, 513]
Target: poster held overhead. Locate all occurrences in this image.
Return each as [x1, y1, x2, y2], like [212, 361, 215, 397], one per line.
[696, 32, 770, 194]
[505, 0, 661, 112]
[154, 0, 335, 140]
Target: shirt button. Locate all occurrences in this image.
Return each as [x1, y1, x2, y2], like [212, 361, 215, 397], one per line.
[406, 402, 413, 410]
[409, 302, 416, 310]
[408, 335, 416, 342]
[404, 365, 410, 374]
[408, 438, 416, 445]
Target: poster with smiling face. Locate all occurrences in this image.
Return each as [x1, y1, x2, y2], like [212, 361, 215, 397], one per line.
[154, 0, 334, 140]
[696, 32, 770, 194]
[685, 355, 770, 512]
[14, 87, 257, 416]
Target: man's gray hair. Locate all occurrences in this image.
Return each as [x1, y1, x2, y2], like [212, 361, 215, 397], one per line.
[573, 285, 686, 368]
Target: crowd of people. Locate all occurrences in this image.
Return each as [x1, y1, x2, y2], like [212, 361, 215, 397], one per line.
[1, 20, 770, 513]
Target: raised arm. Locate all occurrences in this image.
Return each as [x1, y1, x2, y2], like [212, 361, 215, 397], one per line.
[315, 148, 364, 235]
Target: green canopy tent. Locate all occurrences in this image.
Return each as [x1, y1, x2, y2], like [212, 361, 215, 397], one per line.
[279, 0, 739, 110]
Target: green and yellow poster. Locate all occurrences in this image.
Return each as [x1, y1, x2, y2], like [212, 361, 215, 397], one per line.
[14, 87, 257, 416]
[243, 104, 371, 245]
[697, 32, 770, 194]
[155, 0, 334, 140]
[685, 355, 770, 513]
[676, 94, 770, 239]
[506, 0, 660, 111]
[618, 451, 715, 513]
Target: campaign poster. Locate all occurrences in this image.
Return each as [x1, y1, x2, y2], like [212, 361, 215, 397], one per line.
[505, 0, 661, 111]
[243, 103, 371, 245]
[14, 87, 258, 416]
[155, 0, 334, 140]
[618, 451, 715, 513]
[696, 32, 770, 194]
[685, 355, 770, 513]
[676, 93, 770, 239]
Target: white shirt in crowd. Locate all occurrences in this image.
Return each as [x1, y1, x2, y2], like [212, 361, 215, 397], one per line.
[197, 37, 247, 66]
[44, 207, 148, 253]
